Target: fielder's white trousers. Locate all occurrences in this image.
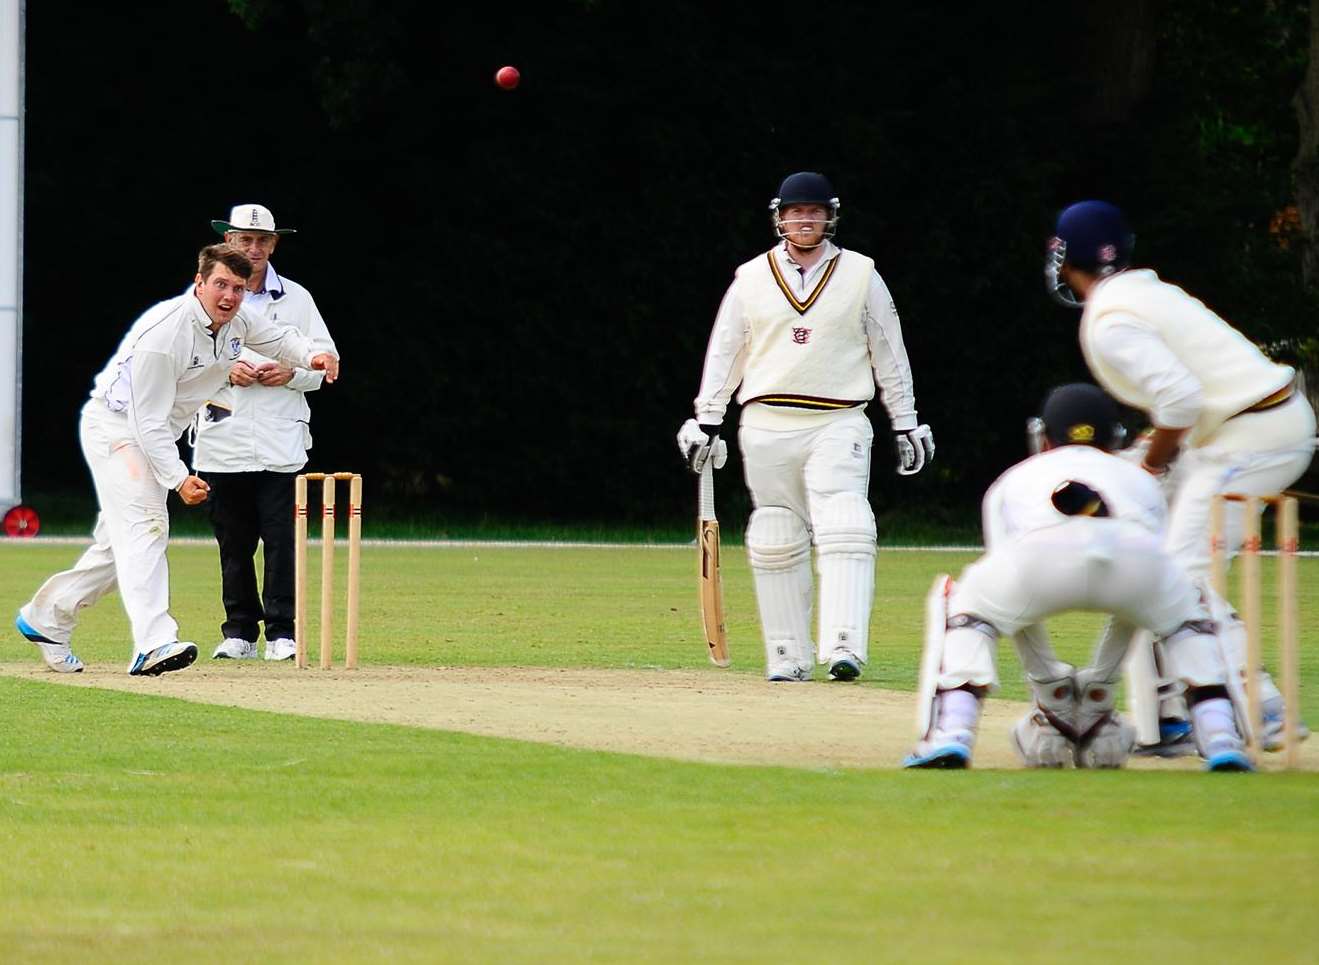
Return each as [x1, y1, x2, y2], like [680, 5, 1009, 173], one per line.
[1165, 394, 1317, 580]
[941, 519, 1225, 689]
[22, 405, 179, 662]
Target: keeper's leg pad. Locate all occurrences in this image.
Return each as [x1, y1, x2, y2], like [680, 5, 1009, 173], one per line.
[914, 574, 998, 740]
[1165, 594, 1255, 744]
[813, 492, 877, 666]
[746, 507, 814, 680]
[1118, 627, 1161, 747]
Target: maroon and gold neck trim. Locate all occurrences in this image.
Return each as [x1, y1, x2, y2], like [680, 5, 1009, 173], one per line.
[767, 250, 841, 316]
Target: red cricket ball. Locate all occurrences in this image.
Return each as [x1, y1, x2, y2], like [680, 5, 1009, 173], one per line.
[495, 66, 520, 90]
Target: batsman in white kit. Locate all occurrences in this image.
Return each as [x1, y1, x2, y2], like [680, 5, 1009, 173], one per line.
[1045, 201, 1317, 754]
[905, 384, 1253, 772]
[677, 172, 935, 682]
[15, 244, 340, 676]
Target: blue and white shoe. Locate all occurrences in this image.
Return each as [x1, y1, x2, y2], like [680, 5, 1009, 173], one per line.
[904, 729, 975, 769]
[903, 742, 971, 769]
[129, 642, 198, 677]
[1203, 735, 1254, 773]
[766, 665, 811, 682]
[1132, 718, 1197, 758]
[16, 612, 84, 673]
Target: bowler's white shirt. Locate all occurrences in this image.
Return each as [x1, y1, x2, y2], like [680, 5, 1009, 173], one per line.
[87, 290, 317, 491]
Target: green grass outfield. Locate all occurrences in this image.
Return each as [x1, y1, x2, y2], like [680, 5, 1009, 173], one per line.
[2, 541, 1318, 963]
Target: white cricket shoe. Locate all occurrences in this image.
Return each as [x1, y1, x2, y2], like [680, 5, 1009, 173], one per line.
[16, 612, 84, 673]
[129, 642, 198, 677]
[264, 638, 296, 661]
[212, 638, 258, 660]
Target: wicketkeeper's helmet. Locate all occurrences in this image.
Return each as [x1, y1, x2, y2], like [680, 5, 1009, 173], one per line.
[770, 172, 840, 244]
[1027, 383, 1127, 453]
[1045, 200, 1135, 307]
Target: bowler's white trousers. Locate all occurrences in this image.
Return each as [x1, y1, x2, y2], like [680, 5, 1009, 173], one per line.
[22, 403, 180, 664]
[940, 519, 1225, 690]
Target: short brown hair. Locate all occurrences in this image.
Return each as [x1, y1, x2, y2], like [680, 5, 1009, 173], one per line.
[197, 243, 252, 281]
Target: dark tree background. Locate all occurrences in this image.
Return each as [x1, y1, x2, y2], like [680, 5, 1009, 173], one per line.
[20, 0, 1316, 531]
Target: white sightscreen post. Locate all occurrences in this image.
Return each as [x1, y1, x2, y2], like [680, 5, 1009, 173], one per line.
[0, 0, 22, 514]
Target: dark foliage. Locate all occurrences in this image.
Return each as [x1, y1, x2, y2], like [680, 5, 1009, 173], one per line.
[21, 0, 1313, 526]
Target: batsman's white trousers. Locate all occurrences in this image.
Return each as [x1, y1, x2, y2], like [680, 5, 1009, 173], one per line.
[740, 409, 876, 666]
[739, 409, 873, 523]
[22, 405, 179, 660]
[942, 518, 1225, 689]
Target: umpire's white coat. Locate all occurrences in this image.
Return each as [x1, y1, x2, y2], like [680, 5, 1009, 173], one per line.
[939, 445, 1226, 691]
[192, 265, 338, 472]
[21, 291, 319, 665]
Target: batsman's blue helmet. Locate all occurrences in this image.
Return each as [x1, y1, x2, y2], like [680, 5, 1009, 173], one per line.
[1045, 200, 1135, 307]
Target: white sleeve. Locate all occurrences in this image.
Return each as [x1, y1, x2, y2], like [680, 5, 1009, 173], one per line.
[1091, 315, 1202, 429]
[692, 284, 750, 426]
[863, 271, 918, 431]
[127, 351, 190, 490]
[242, 312, 319, 370]
[287, 296, 337, 393]
[980, 474, 1010, 551]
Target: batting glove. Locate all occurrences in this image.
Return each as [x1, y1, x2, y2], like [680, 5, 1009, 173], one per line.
[677, 418, 728, 474]
[895, 424, 935, 475]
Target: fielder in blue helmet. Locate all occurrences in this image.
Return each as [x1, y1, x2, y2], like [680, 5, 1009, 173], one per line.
[1044, 200, 1136, 307]
[1039, 197, 1316, 761]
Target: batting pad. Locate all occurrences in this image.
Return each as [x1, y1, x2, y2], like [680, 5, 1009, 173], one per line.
[813, 493, 876, 665]
[746, 507, 814, 676]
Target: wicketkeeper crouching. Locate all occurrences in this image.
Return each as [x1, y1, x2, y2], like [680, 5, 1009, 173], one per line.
[905, 384, 1253, 772]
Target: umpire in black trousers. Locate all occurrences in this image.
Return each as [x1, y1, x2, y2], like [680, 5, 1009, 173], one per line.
[192, 203, 338, 660]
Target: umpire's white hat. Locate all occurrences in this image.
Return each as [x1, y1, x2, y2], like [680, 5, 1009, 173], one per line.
[211, 203, 297, 236]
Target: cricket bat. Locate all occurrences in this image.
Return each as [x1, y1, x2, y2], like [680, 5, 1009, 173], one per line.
[698, 461, 730, 667]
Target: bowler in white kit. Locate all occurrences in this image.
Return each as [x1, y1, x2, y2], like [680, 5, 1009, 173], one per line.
[905, 384, 1253, 772]
[677, 172, 934, 682]
[15, 244, 340, 675]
